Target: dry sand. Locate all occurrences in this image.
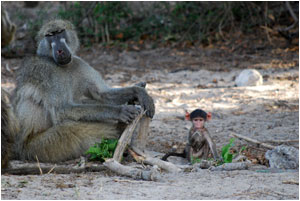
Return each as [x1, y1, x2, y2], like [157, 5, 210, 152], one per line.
[1, 48, 299, 200]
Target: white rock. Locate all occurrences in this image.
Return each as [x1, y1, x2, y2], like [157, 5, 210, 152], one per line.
[235, 69, 263, 87]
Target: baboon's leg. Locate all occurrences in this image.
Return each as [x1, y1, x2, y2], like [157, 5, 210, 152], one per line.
[192, 143, 210, 160]
[21, 121, 125, 162]
[202, 143, 210, 159]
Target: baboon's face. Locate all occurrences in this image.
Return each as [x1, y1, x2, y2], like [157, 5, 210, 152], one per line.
[192, 117, 205, 129]
[45, 30, 72, 66]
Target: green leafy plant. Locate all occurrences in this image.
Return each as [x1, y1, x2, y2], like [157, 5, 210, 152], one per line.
[221, 138, 235, 163]
[85, 139, 118, 162]
[191, 156, 202, 165]
[191, 156, 215, 165]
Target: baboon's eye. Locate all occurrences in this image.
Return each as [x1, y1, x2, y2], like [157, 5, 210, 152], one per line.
[57, 29, 64, 34]
[45, 33, 53, 37]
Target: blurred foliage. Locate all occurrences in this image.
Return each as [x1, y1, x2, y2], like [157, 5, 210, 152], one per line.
[53, 1, 298, 46]
[16, 9, 48, 40]
[58, 2, 131, 46]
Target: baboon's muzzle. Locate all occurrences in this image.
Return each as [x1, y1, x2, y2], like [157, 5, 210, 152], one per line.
[53, 42, 72, 65]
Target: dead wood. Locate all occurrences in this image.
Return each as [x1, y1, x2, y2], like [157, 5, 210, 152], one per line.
[130, 146, 181, 173]
[263, 139, 299, 144]
[113, 109, 146, 162]
[194, 160, 216, 169]
[210, 162, 249, 171]
[230, 133, 275, 149]
[130, 116, 151, 150]
[282, 180, 299, 185]
[2, 160, 106, 175]
[103, 158, 161, 181]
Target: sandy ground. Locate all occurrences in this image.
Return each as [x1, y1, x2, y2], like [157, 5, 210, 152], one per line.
[1, 47, 299, 199]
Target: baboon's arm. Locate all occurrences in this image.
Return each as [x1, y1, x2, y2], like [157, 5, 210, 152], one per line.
[61, 103, 140, 124]
[88, 86, 155, 118]
[202, 130, 219, 160]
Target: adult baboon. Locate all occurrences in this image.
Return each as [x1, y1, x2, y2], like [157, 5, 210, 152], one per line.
[12, 20, 155, 162]
[1, 89, 19, 169]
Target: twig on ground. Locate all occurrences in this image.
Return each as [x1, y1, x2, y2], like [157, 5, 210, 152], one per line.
[47, 165, 56, 174]
[282, 180, 299, 185]
[113, 179, 144, 183]
[35, 155, 43, 175]
[230, 133, 275, 149]
[210, 162, 249, 171]
[263, 139, 299, 144]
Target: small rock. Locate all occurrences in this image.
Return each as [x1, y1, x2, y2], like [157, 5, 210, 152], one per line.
[235, 69, 263, 86]
[265, 145, 299, 169]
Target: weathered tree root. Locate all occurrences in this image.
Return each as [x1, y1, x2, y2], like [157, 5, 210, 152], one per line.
[129, 146, 181, 173]
[210, 162, 249, 171]
[2, 160, 106, 175]
[103, 158, 161, 181]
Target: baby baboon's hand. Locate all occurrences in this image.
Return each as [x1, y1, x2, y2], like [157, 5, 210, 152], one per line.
[119, 105, 141, 124]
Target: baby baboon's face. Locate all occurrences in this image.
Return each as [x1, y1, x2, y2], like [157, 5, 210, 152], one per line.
[45, 29, 72, 66]
[192, 117, 205, 129]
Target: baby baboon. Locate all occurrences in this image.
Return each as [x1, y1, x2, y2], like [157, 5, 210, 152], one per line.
[162, 109, 220, 162]
[1, 6, 16, 47]
[12, 20, 155, 162]
[1, 89, 19, 170]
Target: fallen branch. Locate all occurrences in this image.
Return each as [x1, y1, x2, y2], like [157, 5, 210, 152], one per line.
[113, 179, 143, 183]
[103, 158, 161, 181]
[194, 160, 216, 169]
[230, 133, 275, 149]
[210, 162, 249, 171]
[263, 139, 299, 144]
[130, 146, 181, 173]
[2, 160, 106, 175]
[282, 180, 299, 185]
[113, 108, 146, 162]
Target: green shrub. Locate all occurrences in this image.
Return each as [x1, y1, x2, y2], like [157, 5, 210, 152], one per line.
[191, 156, 202, 165]
[221, 138, 235, 163]
[85, 139, 118, 162]
[55, 2, 293, 46]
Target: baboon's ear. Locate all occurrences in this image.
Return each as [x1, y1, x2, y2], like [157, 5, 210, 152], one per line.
[185, 111, 190, 121]
[207, 112, 212, 121]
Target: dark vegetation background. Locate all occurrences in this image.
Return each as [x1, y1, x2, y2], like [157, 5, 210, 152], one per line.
[2, 1, 299, 54]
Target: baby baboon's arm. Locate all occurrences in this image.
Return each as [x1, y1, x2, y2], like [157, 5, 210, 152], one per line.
[202, 130, 220, 160]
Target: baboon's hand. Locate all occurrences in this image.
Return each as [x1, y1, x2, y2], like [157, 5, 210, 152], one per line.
[135, 87, 155, 118]
[119, 105, 141, 124]
[134, 82, 146, 88]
